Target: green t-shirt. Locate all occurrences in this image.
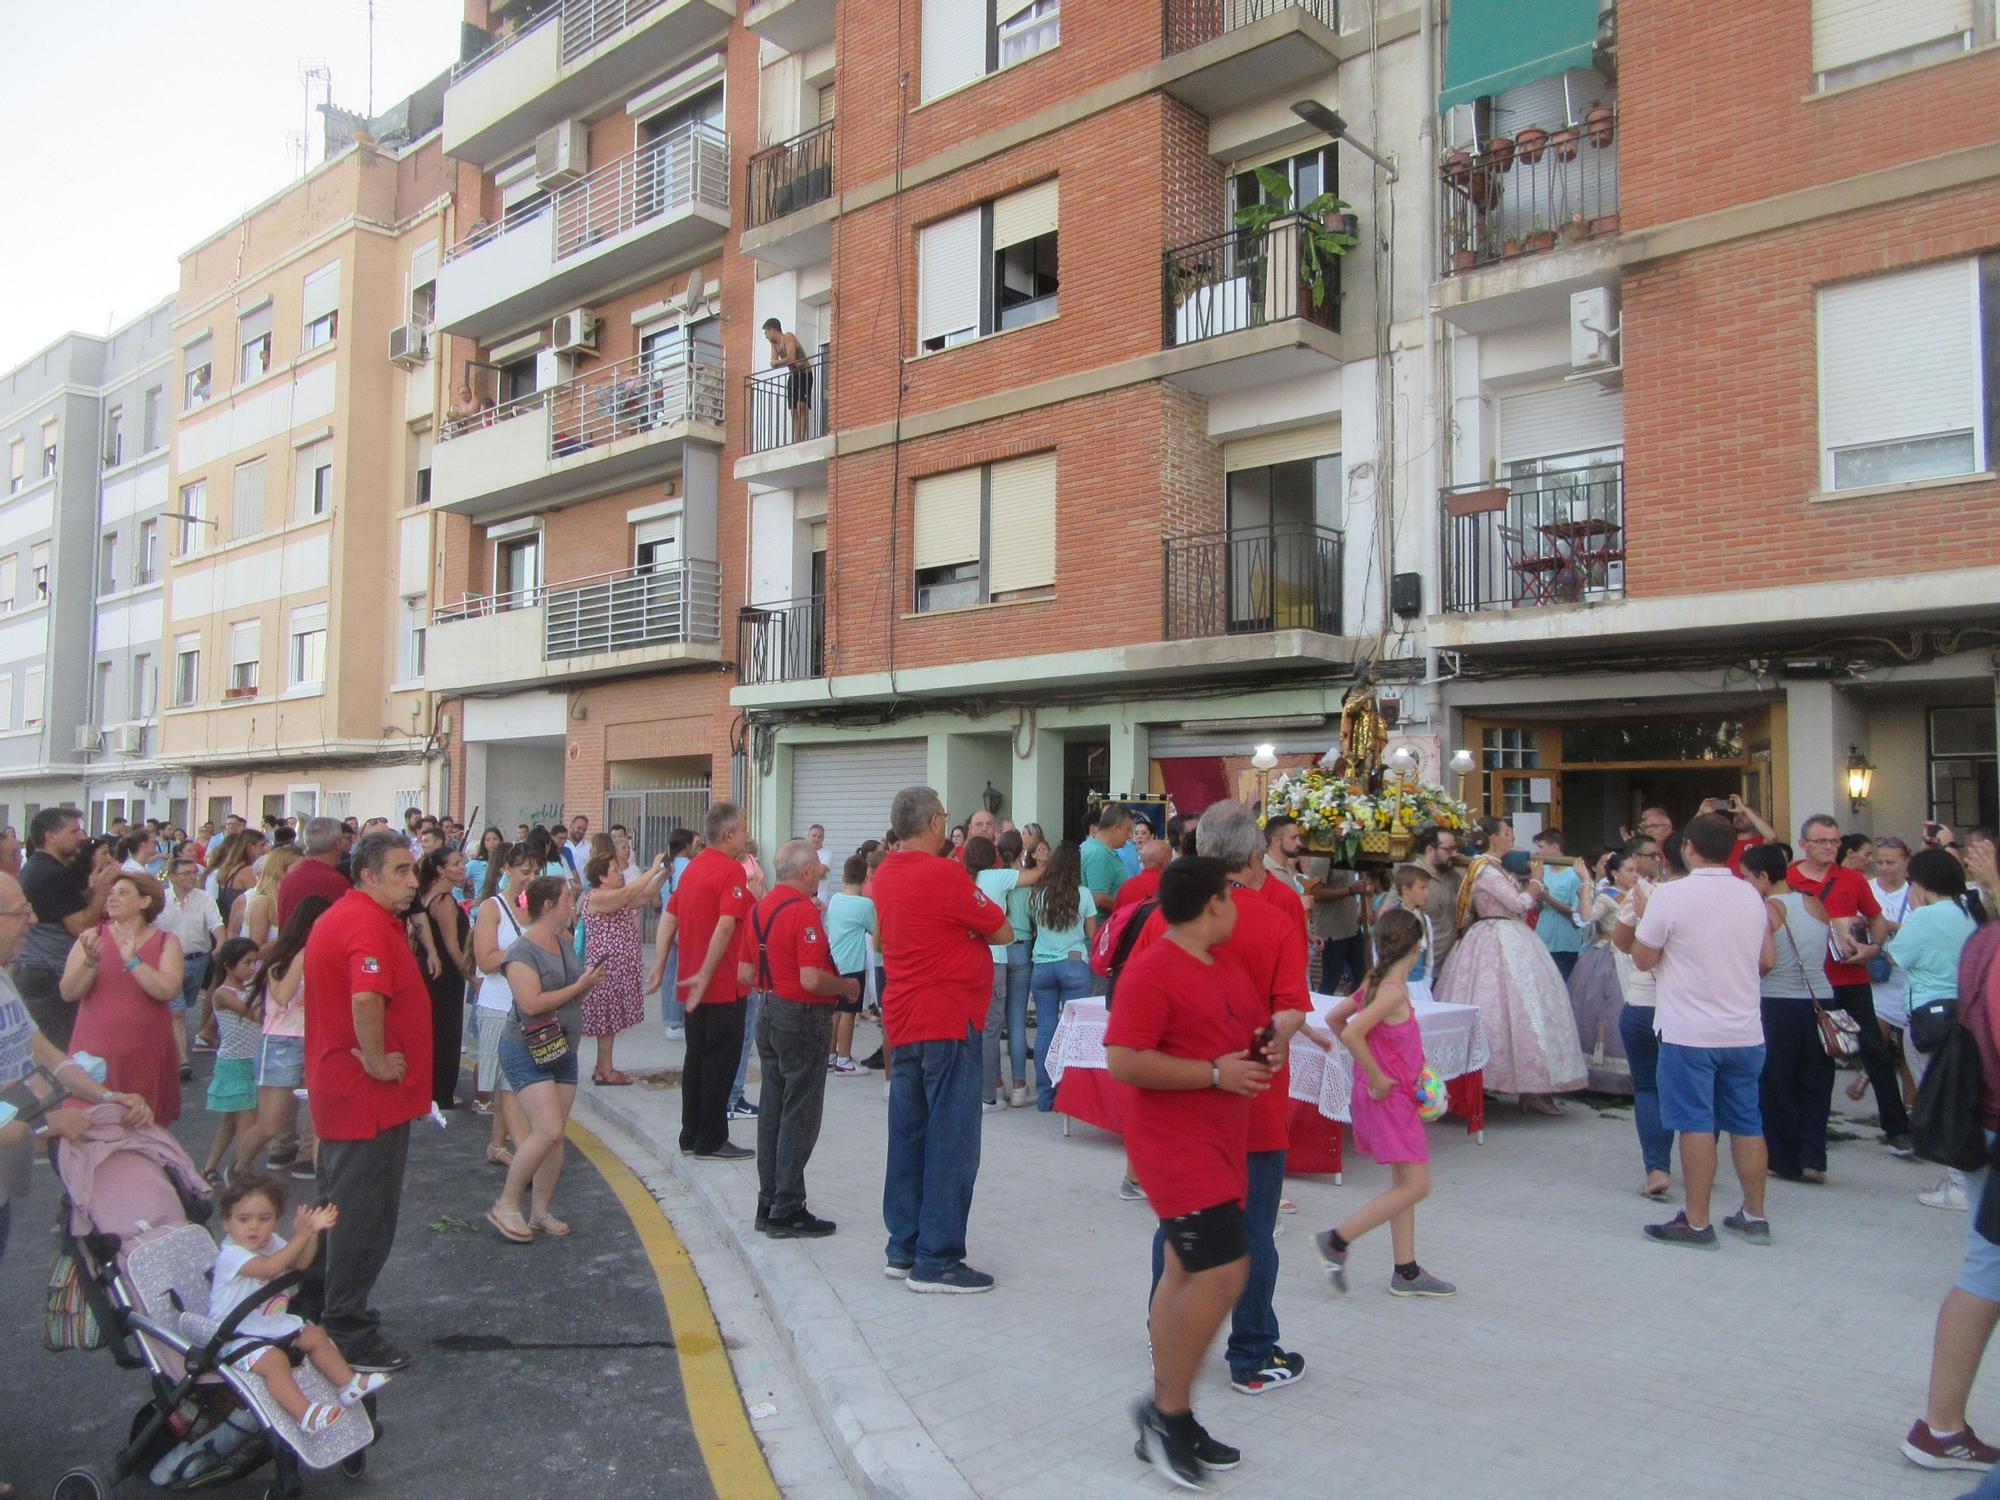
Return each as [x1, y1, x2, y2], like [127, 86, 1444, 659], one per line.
[1080, 837, 1126, 907]
[1886, 900, 1977, 1005]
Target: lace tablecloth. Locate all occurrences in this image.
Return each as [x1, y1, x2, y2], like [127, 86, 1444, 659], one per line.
[1043, 993, 1489, 1124]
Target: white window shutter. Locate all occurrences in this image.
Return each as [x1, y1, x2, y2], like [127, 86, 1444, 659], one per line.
[1818, 257, 1980, 452]
[1223, 420, 1341, 472]
[921, 0, 987, 101]
[233, 458, 268, 537]
[987, 451, 1057, 594]
[992, 180, 1059, 252]
[302, 262, 341, 323]
[1497, 384, 1625, 463]
[1812, 0, 1970, 73]
[995, 0, 1039, 21]
[918, 209, 983, 347]
[239, 303, 272, 343]
[409, 241, 439, 290]
[912, 469, 982, 571]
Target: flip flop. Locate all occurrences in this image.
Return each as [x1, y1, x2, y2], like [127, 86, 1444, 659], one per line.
[531, 1213, 571, 1237]
[595, 1073, 633, 1087]
[485, 1146, 514, 1168]
[485, 1207, 533, 1244]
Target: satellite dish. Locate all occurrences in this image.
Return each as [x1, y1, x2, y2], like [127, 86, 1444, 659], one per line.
[683, 268, 705, 307]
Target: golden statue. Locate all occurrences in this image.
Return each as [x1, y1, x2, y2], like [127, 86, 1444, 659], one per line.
[1339, 685, 1386, 773]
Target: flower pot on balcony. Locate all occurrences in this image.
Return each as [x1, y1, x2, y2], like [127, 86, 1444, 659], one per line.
[1585, 102, 1615, 148]
[1525, 228, 1556, 253]
[1561, 213, 1587, 244]
[1485, 135, 1515, 172]
[1443, 150, 1474, 194]
[1515, 125, 1549, 165]
[1589, 211, 1621, 237]
[1550, 126, 1580, 162]
[1501, 237, 1522, 259]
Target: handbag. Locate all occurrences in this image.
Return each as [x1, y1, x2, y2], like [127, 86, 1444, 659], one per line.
[516, 1006, 571, 1068]
[1909, 998, 1961, 1056]
[1911, 1020, 1987, 1171]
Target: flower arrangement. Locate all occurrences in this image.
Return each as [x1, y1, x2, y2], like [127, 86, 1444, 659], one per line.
[1264, 768, 1470, 865]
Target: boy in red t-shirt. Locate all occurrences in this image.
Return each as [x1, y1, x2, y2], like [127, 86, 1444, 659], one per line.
[1106, 857, 1276, 1488]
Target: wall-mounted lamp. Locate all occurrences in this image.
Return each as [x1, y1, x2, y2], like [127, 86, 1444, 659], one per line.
[981, 780, 1004, 816]
[1291, 101, 1399, 183]
[1846, 746, 1876, 812]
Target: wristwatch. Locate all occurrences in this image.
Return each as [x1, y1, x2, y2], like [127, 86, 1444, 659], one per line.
[1210, 1060, 1222, 1089]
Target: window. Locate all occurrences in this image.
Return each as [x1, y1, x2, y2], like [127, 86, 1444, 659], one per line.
[31, 543, 48, 602]
[413, 429, 434, 507]
[130, 654, 156, 718]
[103, 407, 123, 469]
[94, 662, 114, 722]
[1930, 704, 1999, 829]
[918, 182, 1060, 351]
[142, 386, 162, 452]
[499, 357, 538, 404]
[0, 554, 13, 613]
[1818, 258, 1987, 491]
[921, 0, 1055, 98]
[997, 0, 1060, 67]
[400, 594, 428, 680]
[0, 675, 11, 731]
[176, 480, 208, 553]
[304, 310, 337, 349]
[137, 519, 159, 585]
[295, 440, 333, 519]
[238, 304, 273, 382]
[1230, 144, 1335, 223]
[23, 667, 44, 727]
[992, 180, 1059, 332]
[288, 604, 327, 689]
[184, 337, 213, 408]
[227, 621, 261, 694]
[232, 457, 267, 539]
[98, 532, 120, 597]
[911, 452, 1057, 612]
[302, 260, 340, 351]
[173, 634, 200, 706]
[1812, 0, 1989, 89]
[41, 419, 57, 475]
[205, 796, 234, 827]
[496, 534, 542, 606]
[7, 439, 22, 493]
[920, 210, 982, 351]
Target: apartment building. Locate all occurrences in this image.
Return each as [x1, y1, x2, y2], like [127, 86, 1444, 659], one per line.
[162, 91, 451, 830]
[1426, 0, 2000, 843]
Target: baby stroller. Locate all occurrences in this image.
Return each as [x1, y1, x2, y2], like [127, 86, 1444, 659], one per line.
[43, 1103, 377, 1499]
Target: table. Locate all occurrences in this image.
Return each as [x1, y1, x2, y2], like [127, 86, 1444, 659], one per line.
[1044, 994, 1490, 1180]
[1536, 517, 1624, 600]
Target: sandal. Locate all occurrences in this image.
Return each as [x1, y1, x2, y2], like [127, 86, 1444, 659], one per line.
[593, 1070, 633, 1086]
[485, 1145, 514, 1168]
[300, 1402, 341, 1433]
[485, 1206, 533, 1244]
[1640, 1176, 1672, 1200]
[340, 1371, 391, 1407]
[531, 1213, 571, 1237]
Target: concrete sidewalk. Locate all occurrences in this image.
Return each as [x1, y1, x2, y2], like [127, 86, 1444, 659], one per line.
[575, 999, 1979, 1500]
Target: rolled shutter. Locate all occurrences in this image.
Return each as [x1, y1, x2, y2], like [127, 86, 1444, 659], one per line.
[986, 451, 1056, 594]
[302, 262, 340, 323]
[232, 459, 267, 538]
[239, 303, 272, 343]
[1818, 258, 1980, 450]
[791, 739, 929, 862]
[918, 208, 982, 347]
[410, 241, 440, 290]
[995, 0, 1038, 21]
[1812, 0, 1969, 73]
[912, 468, 982, 571]
[920, 0, 987, 101]
[992, 180, 1058, 251]
[1222, 419, 1341, 472]
[1496, 384, 1624, 463]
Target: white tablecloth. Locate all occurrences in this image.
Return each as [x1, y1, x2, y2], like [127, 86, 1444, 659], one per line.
[1044, 993, 1489, 1124]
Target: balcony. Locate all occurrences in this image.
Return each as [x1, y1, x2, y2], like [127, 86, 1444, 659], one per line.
[1438, 462, 1625, 613]
[742, 0, 834, 56]
[736, 347, 831, 489]
[1435, 106, 1621, 333]
[1160, 220, 1343, 394]
[428, 560, 723, 693]
[742, 122, 835, 269]
[444, 0, 735, 166]
[434, 347, 725, 517]
[437, 124, 730, 339]
[1163, 523, 1343, 639]
[736, 596, 824, 685]
[1160, 0, 1340, 116]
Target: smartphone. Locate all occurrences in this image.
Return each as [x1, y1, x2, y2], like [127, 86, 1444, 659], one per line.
[1925, 821, 1943, 838]
[1246, 1023, 1276, 1062]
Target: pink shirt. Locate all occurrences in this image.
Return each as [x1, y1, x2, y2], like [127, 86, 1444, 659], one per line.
[1633, 867, 1768, 1048]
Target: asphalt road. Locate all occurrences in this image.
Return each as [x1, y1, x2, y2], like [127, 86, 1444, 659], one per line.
[0, 1060, 725, 1500]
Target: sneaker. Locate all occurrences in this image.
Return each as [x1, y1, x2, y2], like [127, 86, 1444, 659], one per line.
[1009, 1084, 1029, 1107]
[831, 1056, 858, 1075]
[1643, 1211, 1719, 1251]
[727, 1100, 760, 1120]
[1722, 1210, 1772, 1246]
[883, 1261, 914, 1279]
[1133, 1418, 1240, 1472]
[190, 1037, 217, 1053]
[1309, 1230, 1349, 1294]
[982, 1098, 1005, 1113]
[859, 1047, 886, 1070]
[1903, 1418, 2000, 1471]
[1132, 1400, 1203, 1491]
[1117, 1176, 1147, 1202]
[1887, 1133, 1917, 1159]
[905, 1262, 995, 1294]
[1922, 1178, 1971, 1212]
[1801, 1168, 1827, 1184]
[1388, 1269, 1457, 1297]
[1229, 1349, 1305, 1395]
[179, 1064, 193, 1082]
[290, 1160, 318, 1181]
[340, 1338, 412, 1374]
[765, 1210, 836, 1239]
[692, 1142, 754, 1161]
[665, 1024, 684, 1039]
[265, 1149, 297, 1169]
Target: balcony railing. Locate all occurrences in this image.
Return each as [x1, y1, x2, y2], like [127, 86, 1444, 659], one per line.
[451, 0, 669, 81]
[1439, 461, 1625, 612]
[1163, 219, 1342, 347]
[736, 596, 825, 684]
[449, 3, 558, 82]
[747, 121, 834, 229]
[1440, 105, 1620, 274]
[745, 347, 829, 454]
[1163, 523, 1343, 639]
[546, 559, 722, 657]
[1164, 0, 1337, 53]
[444, 346, 726, 454]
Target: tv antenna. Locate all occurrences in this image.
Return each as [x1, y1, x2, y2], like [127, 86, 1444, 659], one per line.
[298, 58, 332, 168]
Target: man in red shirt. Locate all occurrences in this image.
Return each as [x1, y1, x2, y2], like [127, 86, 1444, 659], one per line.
[1788, 812, 1910, 1154]
[648, 802, 756, 1160]
[738, 840, 860, 1238]
[1704, 794, 1777, 875]
[873, 785, 1012, 1292]
[302, 830, 431, 1373]
[279, 816, 353, 927]
[1106, 855, 1274, 1486]
[1113, 835, 1170, 912]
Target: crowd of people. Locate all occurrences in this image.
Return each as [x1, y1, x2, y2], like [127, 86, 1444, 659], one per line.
[4, 786, 2000, 1493]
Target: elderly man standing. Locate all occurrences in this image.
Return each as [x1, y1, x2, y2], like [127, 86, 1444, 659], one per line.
[304, 830, 433, 1373]
[281, 816, 353, 926]
[874, 786, 1013, 1292]
[158, 858, 224, 1074]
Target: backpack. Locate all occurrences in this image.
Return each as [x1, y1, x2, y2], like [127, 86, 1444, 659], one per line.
[1911, 1021, 1988, 1172]
[1090, 897, 1160, 1009]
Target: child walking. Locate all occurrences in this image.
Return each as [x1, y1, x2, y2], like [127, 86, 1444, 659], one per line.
[210, 1172, 389, 1432]
[201, 938, 265, 1184]
[1311, 908, 1455, 1298]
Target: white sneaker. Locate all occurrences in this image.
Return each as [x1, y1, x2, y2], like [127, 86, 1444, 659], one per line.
[1009, 1085, 1030, 1107]
[1117, 1176, 1147, 1202]
[981, 1098, 1005, 1113]
[665, 1024, 684, 1039]
[831, 1056, 858, 1075]
[1920, 1179, 1970, 1212]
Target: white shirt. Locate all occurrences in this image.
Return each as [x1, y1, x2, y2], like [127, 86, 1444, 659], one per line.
[158, 887, 223, 955]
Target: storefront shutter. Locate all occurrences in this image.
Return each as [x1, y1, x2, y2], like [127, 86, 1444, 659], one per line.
[791, 739, 929, 860]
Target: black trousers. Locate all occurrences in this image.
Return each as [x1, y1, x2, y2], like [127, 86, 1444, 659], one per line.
[430, 975, 465, 1111]
[1830, 982, 1910, 1137]
[315, 1123, 410, 1345]
[680, 998, 745, 1155]
[15, 964, 72, 1050]
[1759, 997, 1835, 1176]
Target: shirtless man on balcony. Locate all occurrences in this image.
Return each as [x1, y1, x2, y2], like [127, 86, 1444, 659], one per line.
[762, 319, 813, 444]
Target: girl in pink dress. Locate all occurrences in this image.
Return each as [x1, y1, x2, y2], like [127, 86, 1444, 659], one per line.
[1310, 909, 1455, 1299]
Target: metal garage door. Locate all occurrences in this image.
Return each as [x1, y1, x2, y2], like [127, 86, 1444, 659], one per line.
[790, 739, 929, 865]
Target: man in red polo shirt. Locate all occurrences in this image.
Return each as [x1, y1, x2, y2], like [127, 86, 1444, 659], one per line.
[873, 785, 1012, 1292]
[279, 816, 353, 926]
[648, 801, 756, 1160]
[738, 839, 860, 1239]
[1114, 835, 1171, 912]
[1788, 812, 1910, 1154]
[303, 829, 431, 1374]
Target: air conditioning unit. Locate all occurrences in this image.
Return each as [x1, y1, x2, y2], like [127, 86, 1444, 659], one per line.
[73, 725, 104, 753]
[550, 309, 598, 355]
[534, 121, 589, 189]
[1569, 287, 1622, 373]
[111, 724, 145, 756]
[388, 323, 430, 368]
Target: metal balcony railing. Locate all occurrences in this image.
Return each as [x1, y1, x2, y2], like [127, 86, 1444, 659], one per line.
[441, 346, 727, 454]
[450, 0, 670, 80]
[1164, 0, 1337, 54]
[747, 121, 834, 228]
[545, 559, 722, 658]
[1440, 104, 1620, 273]
[1439, 461, 1625, 612]
[745, 347, 829, 454]
[1163, 523, 1343, 639]
[449, 3, 558, 82]
[736, 597, 825, 684]
[1163, 219, 1342, 346]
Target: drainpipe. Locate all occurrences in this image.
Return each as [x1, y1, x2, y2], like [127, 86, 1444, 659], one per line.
[1418, 0, 1446, 721]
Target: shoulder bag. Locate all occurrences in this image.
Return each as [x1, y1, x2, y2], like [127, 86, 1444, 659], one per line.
[1782, 907, 1859, 1059]
[513, 945, 574, 1069]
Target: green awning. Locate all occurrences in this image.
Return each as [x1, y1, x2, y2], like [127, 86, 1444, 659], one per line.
[1438, 0, 1600, 113]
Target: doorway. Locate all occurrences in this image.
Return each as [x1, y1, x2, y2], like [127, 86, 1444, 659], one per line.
[1062, 739, 1109, 843]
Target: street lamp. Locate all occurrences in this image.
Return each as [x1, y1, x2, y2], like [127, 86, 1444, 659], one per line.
[1251, 743, 1278, 818]
[1846, 746, 1876, 812]
[1291, 101, 1399, 183]
[1448, 747, 1477, 805]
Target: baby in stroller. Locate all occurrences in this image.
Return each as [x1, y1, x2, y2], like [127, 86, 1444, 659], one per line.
[211, 1172, 389, 1431]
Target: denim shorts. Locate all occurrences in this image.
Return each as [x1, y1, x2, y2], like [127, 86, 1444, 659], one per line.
[497, 1033, 577, 1090]
[1657, 1041, 1766, 1136]
[257, 1033, 305, 1089]
[1962, 1138, 2000, 1303]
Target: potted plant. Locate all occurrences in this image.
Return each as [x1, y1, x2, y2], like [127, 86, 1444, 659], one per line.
[1562, 211, 1587, 244]
[1585, 100, 1615, 147]
[1448, 221, 1478, 272]
[1515, 124, 1549, 165]
[1525, 216, 1555, 253]
[1485, 134, 1515, 172]
[1501, 236, 1522, 259]
[1442, 148, 1475, 195]
[1550, 125, 1580, 162]
[1234, 165, 1358, 312]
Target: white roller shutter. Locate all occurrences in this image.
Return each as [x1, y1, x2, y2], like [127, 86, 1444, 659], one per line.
[992, 180, 1058, 251]
[791, 739, 930, 864]
[995, 0, 1038, 20]
[987, 451, 1056, 594]
[918, 209, 982, 348]
[1497, 384, 1625, 463]
[1818, 258, 1981, 452]
[1223, 419, 1342, 472]
[409, 241, 439, 291]
[912, 468, 982, 570]
[302, 262, 340, 323]
[1812, 0, 1970, 74]
[921, 0, 987, 101]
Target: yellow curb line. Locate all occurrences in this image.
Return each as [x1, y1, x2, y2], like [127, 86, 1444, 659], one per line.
[566, 1116, 782, 1500]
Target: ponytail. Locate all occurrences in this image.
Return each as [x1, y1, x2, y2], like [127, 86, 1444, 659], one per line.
[1364, 907, 1425, 993]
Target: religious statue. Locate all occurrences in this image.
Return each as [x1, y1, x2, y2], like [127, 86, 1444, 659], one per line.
[1339, 684, 1386, 775]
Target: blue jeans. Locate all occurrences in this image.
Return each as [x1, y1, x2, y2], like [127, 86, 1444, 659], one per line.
[982, 944, 1033, 1097]
[729, 988, 763, 1111]
[1618, 1003, 1673, 1175]
[660, 942, 683, 1030]
[1146, 1150, 1284, 1379]
[1031, 956, 1092, 1110]
[883, 1028, 984, 1276]
[177, 951, 209, 1014]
